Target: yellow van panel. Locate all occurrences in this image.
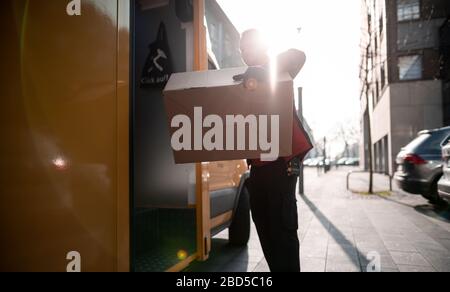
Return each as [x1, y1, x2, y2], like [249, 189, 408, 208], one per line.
[0, 0, 129, 272]
[208, 161, 248, 191]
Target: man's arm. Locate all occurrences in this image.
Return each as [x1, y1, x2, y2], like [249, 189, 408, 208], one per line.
[233, 49, 306, 85]
[277, 49, 306, 79]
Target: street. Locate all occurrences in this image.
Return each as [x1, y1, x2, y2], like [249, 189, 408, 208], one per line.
[186, 167, 450, 272]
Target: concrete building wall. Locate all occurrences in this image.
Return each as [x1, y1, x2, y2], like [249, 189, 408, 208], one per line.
[360, 0, 448, 175]
[441, 18, 450, 126]
[371, 87, 392, 174]
[372, 89, 392, 143]
[368, 80, 443, 175]
[390, 79, 443, 141]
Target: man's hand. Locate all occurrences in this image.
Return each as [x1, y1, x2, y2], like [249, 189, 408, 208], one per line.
[287, 157, 301, 177]
[233, 66, 270, 90]
[278, 49, 306, 79]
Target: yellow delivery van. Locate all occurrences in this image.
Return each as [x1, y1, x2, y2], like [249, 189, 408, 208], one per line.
[0, 0, 251, 272]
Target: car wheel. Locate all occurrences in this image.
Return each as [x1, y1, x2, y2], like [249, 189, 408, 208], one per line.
[229, 186, 250, 246]
[426, 177, 447, 206]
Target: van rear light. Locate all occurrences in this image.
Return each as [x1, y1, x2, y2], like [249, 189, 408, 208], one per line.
[403, 154, 427, 165]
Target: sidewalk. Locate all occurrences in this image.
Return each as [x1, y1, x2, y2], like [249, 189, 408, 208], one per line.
[186, 167, 450, 272]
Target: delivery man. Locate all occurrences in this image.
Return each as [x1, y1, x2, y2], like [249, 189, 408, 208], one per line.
[234, 29, 313, 272]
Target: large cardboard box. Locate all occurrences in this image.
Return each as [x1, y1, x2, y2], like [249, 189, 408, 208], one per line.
[163, 67, 294, 164]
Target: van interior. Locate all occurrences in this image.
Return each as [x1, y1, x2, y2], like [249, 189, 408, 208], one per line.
[132, 0, 197, 272]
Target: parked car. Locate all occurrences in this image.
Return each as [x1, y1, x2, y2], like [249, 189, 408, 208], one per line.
[345, 158, 360, 166]
[303, 158, 313, 166]
[309, 157, 324, 167]
[337, 157, 350, 166]
[394, 126, 450, 205]
[438, 141, 450, 203]
[317, 158, 331, 172]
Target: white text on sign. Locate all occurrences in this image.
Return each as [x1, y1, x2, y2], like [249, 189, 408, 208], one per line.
[171, 107, 280, 162]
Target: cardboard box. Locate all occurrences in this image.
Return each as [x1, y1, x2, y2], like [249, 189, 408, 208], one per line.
[163, 67, 294, 164]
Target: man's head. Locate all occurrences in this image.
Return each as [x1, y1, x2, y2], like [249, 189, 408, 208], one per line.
[240, 29, 269, 66]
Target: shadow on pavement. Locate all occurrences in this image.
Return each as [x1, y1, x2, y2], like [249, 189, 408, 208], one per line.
[373, 193, 450, 223]
[414, 204, 450, 223]
[300, 194, 364, 270]
[183, 238, 250, 272]
[374, 194, 418, 209]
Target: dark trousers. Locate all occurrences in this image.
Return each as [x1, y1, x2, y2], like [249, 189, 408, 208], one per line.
[247, 159, 300, 272]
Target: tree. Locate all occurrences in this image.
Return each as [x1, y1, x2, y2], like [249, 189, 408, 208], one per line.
[329, 119, 360, 158]
[360, 0, 375, 194]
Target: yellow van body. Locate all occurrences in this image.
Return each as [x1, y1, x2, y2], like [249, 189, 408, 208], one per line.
[0, 0, 247, 272]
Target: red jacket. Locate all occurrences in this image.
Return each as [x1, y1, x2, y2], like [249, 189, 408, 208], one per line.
[249, 49, 313, 167]
[250, 108, 313, 167]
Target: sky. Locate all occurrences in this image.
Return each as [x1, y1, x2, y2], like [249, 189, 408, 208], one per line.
[217, 0, 362, 156]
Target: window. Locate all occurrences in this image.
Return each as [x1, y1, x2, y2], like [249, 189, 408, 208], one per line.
[397, 0, 420, 22]
[379, 15, 384, 34]
[374, 35, 378, 52]
[375, 81, 379, 102]
[381, 63, 386, 88]
[418, 131, 450, 154]
[442, 135, 450, 147]
[398, 55, 422, 80]
[374, 136, 389, 174]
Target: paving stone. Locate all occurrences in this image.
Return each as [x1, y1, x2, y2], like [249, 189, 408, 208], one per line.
[390, 252, 431, 267]
[301, 258, 326, 272]
[301, 244, 328, 259]
[253, 260, 270, 273]
[185, 169, 450, 273]
[417, 253, 450, 272]
[383, 241, 417, 252]
[326, 260, 361, 272]
[397, 265, 436, 272]
[359, 252, 398, 270]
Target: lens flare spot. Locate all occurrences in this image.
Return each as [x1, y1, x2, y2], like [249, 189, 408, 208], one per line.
[269, 53, 278, 93]
[177, 250, 188, 261]
[52, 156, 68, 171]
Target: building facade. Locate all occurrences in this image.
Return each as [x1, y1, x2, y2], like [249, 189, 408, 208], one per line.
[360, 0, 450, 175]
[441, 17, 450, 125]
